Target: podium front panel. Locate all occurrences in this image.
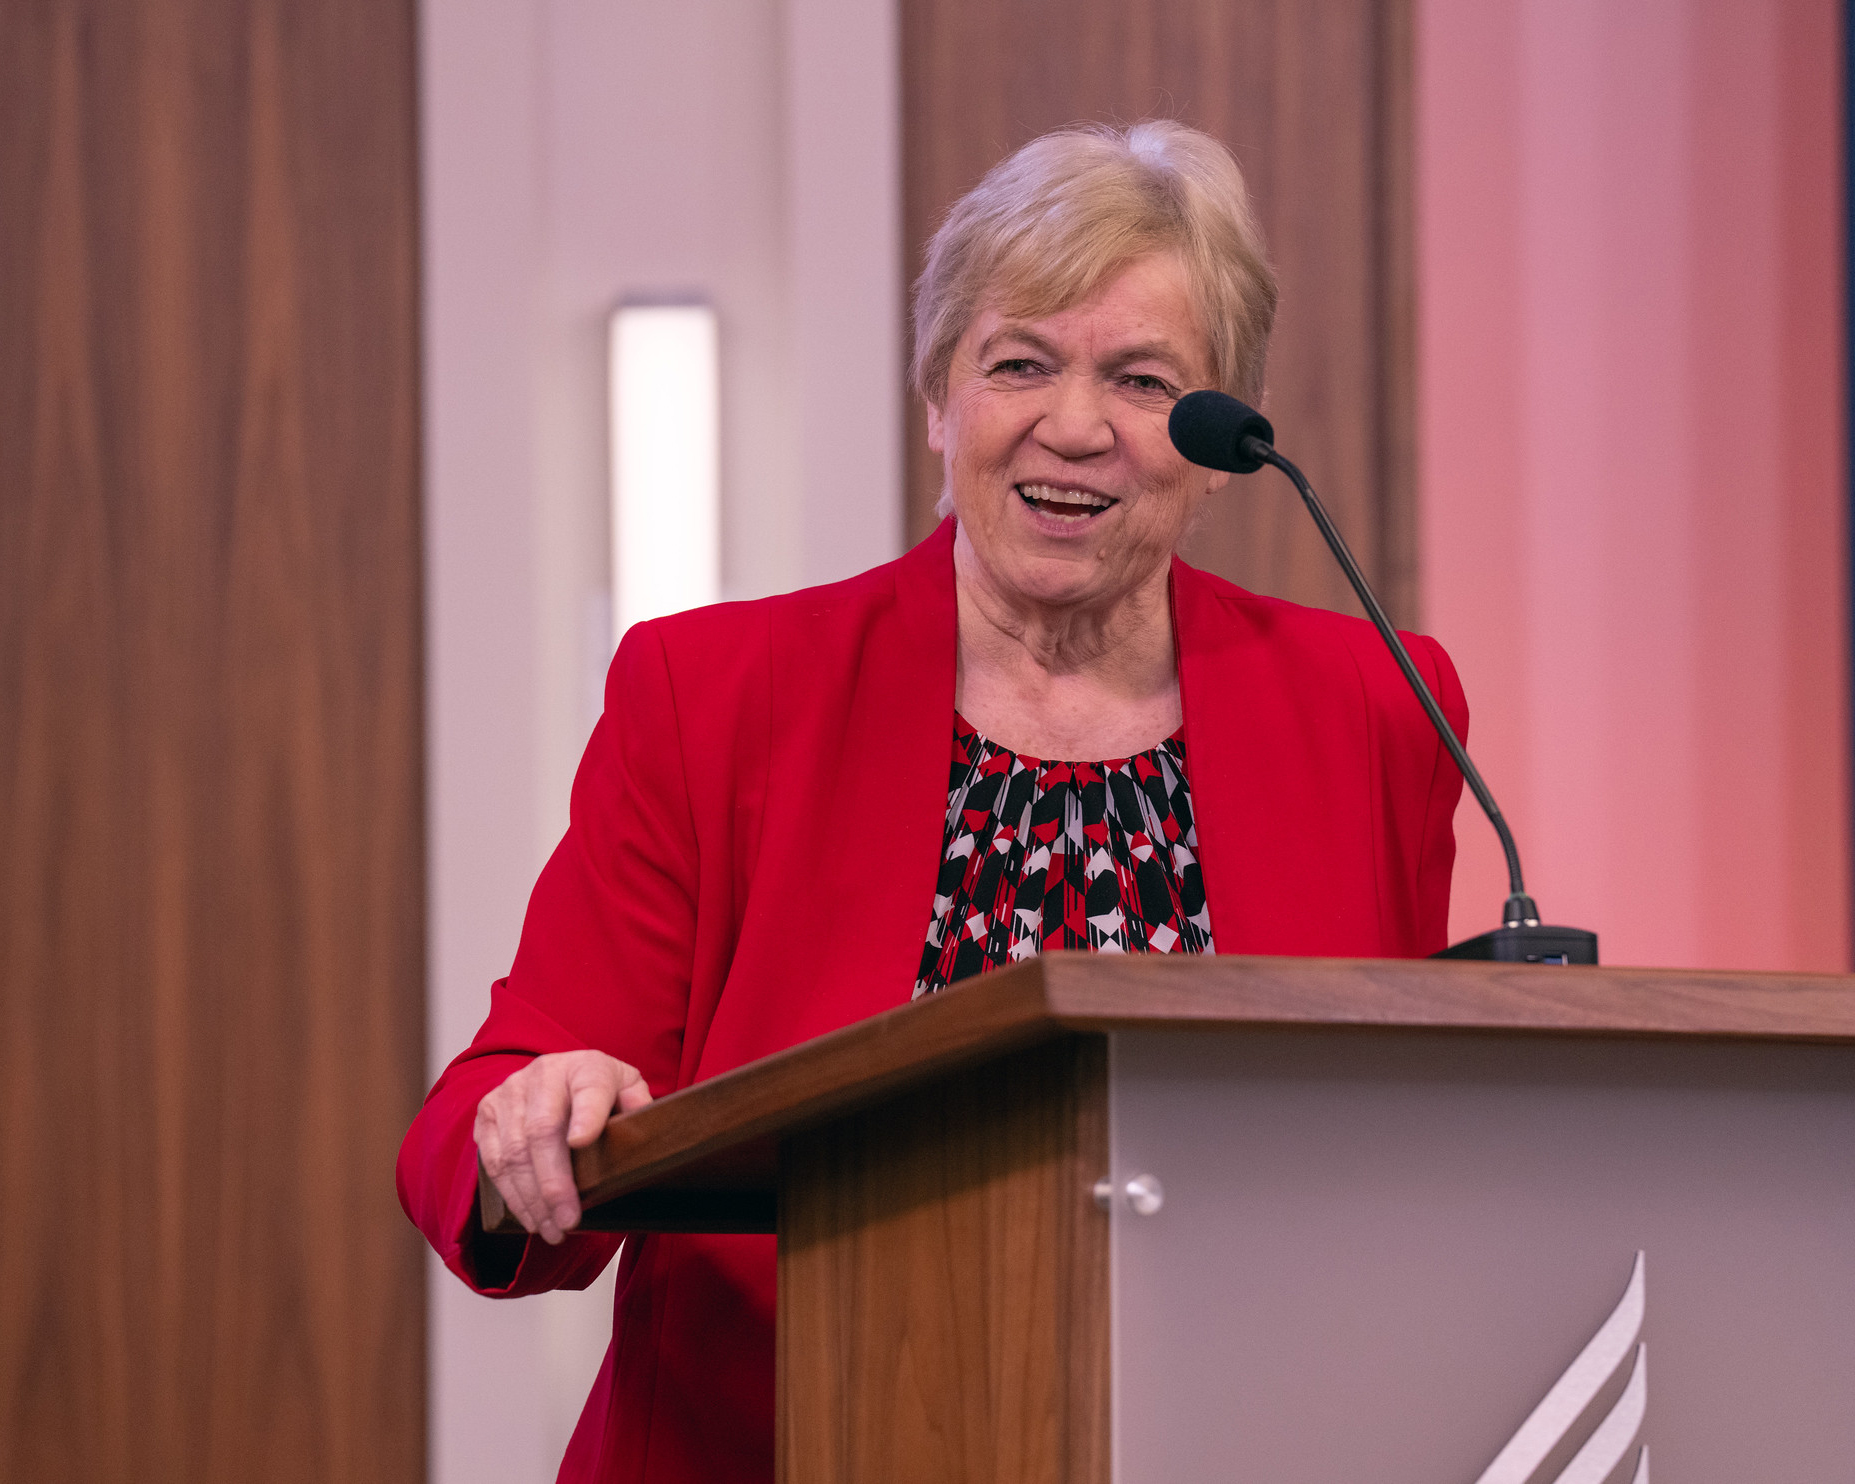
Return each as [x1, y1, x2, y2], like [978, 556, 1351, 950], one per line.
[1106, 1029, 1855, 1483]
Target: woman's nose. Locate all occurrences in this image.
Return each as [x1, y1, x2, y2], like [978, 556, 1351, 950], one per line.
[1032, 375, 1115, 459]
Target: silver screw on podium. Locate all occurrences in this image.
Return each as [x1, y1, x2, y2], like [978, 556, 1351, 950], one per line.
[1092, 1174, 1165, 1215]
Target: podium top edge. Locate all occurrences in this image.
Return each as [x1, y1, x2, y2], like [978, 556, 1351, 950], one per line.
[561, 955, 1855, 1212]
[1036, 952, 1855, 1039]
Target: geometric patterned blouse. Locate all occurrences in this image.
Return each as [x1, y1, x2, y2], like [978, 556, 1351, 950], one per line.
[914, 713, 1214, 997]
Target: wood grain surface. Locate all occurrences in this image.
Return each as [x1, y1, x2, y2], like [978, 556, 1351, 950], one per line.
[1034, 951, 1855, 1039]
[527, 954, 1855, 1237]
[0, 3, 425, 1479]
[901, 0, 1417, 624]
[777, 1036, 1109, 1484]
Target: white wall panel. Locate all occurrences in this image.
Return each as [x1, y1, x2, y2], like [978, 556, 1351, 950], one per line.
[419, 1, 901, 1478]
[787, 0, 905, 584]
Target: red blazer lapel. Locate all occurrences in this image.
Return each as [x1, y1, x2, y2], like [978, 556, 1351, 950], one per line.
[1172, 558, 1383, 956]
[716, 520, 956, 1058]
[845, 517, 961, 998]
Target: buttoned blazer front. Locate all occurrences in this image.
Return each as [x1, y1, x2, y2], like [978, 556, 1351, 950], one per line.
[397, 517, 1468, 1484]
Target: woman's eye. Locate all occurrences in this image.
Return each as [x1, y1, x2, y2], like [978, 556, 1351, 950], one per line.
[1122, 373, 1174, 394]
[990, 358, 1043, 377]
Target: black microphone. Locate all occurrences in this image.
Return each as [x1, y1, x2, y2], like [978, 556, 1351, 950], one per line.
[1169, 389, 1598, 965]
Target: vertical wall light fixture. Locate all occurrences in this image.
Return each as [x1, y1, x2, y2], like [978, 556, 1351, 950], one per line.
[609, 303, 720, 640]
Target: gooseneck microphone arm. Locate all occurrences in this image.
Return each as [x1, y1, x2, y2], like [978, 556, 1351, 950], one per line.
[1168, 389, 1597, 960]
[1243, 438, 1536, 927]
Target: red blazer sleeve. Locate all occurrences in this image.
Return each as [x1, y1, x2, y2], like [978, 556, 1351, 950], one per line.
[396, 620, 701, 1296]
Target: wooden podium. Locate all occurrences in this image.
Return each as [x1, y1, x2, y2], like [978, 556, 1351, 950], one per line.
[481, 954, 1855, 1482]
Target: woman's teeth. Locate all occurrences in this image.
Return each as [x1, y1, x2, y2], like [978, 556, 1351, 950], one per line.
[1017, 483, 1115, 519]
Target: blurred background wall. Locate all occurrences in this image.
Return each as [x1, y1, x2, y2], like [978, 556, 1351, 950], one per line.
[1418, 0, 1848, 967]
[1, 0, 1845, 1481]
[419, 1, 899, 1476]
[1, 4, 425, 1481]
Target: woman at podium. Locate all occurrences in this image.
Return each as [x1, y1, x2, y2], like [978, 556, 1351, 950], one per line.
[399, 120, 1466, 1484]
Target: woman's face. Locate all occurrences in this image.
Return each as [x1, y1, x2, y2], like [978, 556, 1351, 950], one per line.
[927, 252, 1231, 614]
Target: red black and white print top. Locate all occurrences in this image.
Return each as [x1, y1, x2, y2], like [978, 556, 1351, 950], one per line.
[914, 714, 1214, 997]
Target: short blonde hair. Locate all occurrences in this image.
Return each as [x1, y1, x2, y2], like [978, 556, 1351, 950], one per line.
[911, 120, 1277, 407]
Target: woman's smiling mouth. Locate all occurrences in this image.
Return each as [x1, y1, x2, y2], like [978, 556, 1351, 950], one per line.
[1016, 482, 1118, 520]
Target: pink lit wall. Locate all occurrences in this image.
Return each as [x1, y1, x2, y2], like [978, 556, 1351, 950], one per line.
[1417, 0, 1849, 968]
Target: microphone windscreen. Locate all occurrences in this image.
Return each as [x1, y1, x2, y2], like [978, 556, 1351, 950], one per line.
[1169, 390, 1274, 474]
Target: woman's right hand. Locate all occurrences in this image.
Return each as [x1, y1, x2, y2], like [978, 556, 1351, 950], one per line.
[474, 1050, 655, 1244]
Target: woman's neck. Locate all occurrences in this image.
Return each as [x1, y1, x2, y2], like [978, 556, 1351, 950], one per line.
[952, 536, 1181, 761]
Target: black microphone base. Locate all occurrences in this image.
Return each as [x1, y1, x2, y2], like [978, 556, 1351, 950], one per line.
[1432, 924, 1599, 965]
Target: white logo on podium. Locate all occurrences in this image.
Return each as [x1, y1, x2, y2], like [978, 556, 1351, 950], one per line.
[1476, 1252, 1648, 1484]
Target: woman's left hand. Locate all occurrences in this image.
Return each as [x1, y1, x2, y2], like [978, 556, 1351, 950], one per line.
[473, 1050, 654, 1243]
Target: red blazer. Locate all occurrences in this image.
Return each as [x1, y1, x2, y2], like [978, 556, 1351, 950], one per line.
[397, 519, 1467, 1484]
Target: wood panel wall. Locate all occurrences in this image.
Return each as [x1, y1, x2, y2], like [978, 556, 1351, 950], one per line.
[901, 0, 1415, 622]
[0, 3, 425, 1479]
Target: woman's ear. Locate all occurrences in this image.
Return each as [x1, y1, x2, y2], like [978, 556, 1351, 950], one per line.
[925, 400, 946, 455]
